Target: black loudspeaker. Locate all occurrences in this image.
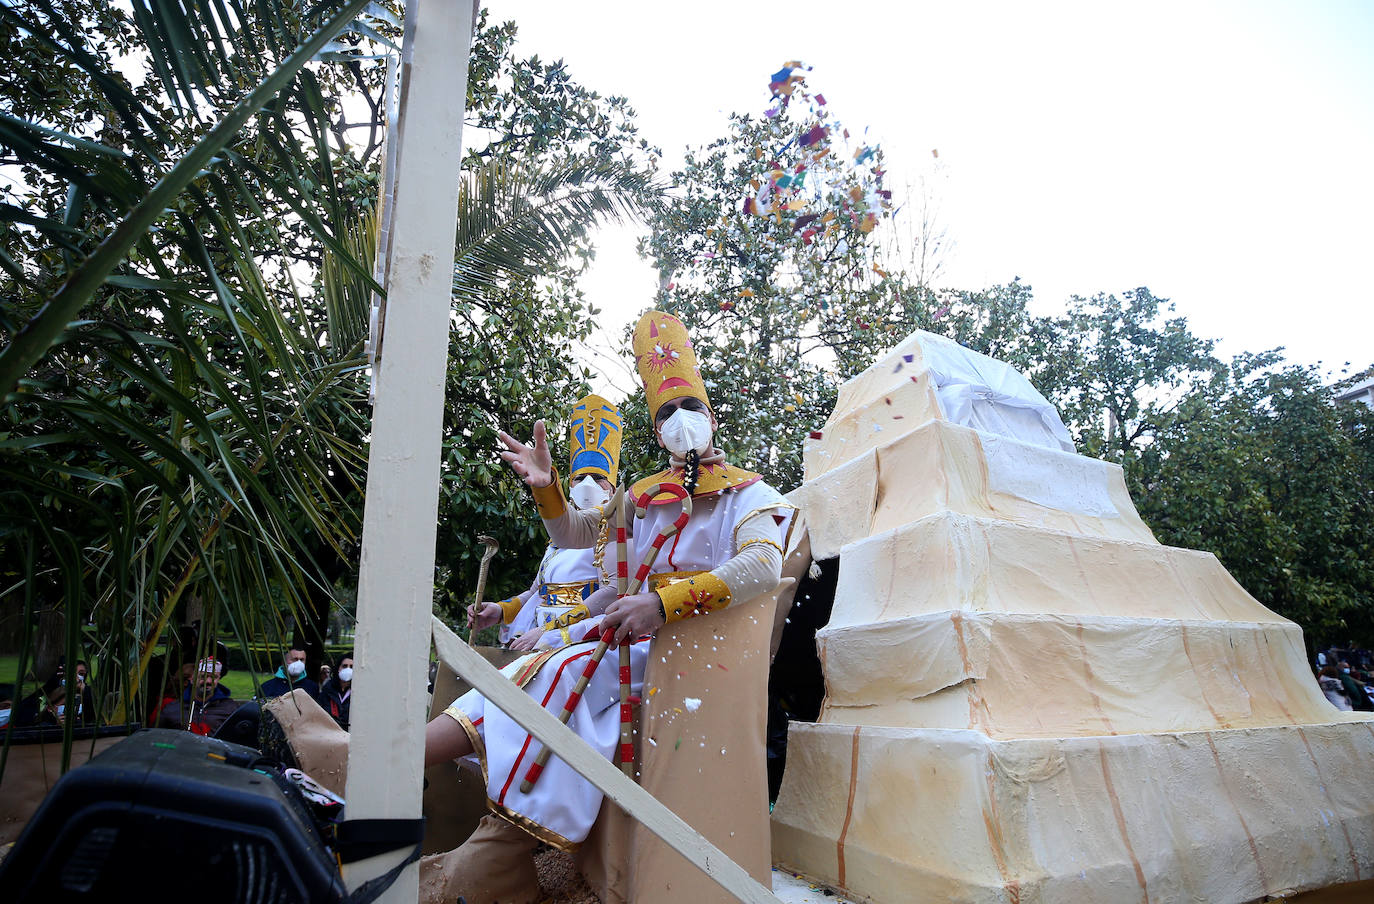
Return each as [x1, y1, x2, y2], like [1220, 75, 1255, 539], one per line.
[0, 728, 346, 903]
[211, 699, 263, 748]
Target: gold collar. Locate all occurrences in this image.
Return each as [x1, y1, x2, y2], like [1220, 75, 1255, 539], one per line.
[630, 461, 763, 506]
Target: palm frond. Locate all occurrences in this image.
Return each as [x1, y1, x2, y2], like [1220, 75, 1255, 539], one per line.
[0, 0, 373, 395]
[452, 157, 657, 306]
[322, 207, 379, 354]
[0, 0, 384, 764]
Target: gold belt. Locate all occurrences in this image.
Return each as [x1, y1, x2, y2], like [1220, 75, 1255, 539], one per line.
[648, 570, 707, 592]
[541, 580, 598, 606]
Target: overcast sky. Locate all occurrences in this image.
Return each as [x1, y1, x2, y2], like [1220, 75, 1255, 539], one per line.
[491, 0, 1373, 394]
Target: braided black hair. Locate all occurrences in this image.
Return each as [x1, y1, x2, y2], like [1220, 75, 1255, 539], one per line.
[683, 448, 700, 496]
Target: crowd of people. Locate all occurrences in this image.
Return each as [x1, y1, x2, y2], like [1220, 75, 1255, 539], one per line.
[0, 659, 97, 730]
[1314, 645, 1374, 712]
[149, 645, 356, 736]
[0, 647, 355, 738]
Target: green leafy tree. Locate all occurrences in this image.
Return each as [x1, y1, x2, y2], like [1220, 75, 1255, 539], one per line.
[640, 67, 894, 489]
[463, 14, 651, 171]
[1, 0, 392, 737]
[1136, 355, 1374, 647]
[1045, 288, 1226, 462]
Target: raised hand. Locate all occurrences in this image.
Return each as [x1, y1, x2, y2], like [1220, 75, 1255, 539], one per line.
[498, 419, 554, 488]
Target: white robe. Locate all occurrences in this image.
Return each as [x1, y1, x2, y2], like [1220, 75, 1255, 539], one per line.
[446, 479, 791, 849]
[503, 544, 602, 645]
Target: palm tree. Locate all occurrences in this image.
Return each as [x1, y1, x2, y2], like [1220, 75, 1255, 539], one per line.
[0, 0, 653, 772]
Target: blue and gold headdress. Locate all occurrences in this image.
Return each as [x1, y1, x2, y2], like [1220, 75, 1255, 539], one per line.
[568, 393, 622, 484]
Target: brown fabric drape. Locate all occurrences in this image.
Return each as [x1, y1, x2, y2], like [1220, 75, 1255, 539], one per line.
[578, 578, 793, 902]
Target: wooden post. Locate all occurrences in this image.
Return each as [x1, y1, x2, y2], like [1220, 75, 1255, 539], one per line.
[343, 0, 473, 899]
[365, 51, 400, 404]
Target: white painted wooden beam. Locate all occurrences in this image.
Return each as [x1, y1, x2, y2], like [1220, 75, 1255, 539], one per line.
[431, 618, 784, 904]
[343, 0, 474, 899]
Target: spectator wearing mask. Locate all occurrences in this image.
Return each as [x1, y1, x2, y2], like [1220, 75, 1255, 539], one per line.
[15, 661, 95, 727]
[15, 674, 68, 727]
[157, 657, 239, 735]
[149, 661, 193, 728]
[258, 645, 320, 700]
[318, 652, 354, 730]
[1318, 666, 1353, 711]
[1337, 661, 1373, 711]
[69, 659, 97, 726]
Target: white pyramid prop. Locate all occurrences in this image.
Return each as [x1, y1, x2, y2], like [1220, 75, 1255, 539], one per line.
[771, 330, 1374, 903]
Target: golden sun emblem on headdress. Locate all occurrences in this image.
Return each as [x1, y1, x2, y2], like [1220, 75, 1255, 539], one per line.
[633, 310, 710, 421]
[644, 341, 681, 372]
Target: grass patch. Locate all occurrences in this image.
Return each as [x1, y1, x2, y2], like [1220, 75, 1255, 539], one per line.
[218, 670, 264, 701]
[0, 653, 19, 686]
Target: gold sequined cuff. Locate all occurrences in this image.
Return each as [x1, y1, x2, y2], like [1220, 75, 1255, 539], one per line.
[531, 466, 567, 520]
[548, 604, 590, 630]
[657, 572, 733, 623]
[498, 596, 524, 625]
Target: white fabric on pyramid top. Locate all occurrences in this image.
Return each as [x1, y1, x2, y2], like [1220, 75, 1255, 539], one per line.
[910, 331, 1074, 452]
[805, 331, 1100, 514]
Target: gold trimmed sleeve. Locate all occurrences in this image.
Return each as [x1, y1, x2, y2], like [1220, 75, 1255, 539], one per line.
[657, 571, 734, 623]
[737, 537, 784, 557]
[442, 704, 486, 773]
[498, 595, 524, 625]
[709, 503, 788, 611]
[531, 466, 567, 519]
[490, 801, 582, 853]
[731, 502, 798, 549]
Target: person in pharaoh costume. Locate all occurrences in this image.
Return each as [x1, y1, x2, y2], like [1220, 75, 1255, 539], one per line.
[420, 310, 794, 904]
[468, 394, 623, 652]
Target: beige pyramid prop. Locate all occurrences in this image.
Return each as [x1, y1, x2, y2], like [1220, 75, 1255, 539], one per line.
[770, 330, 1374, 903]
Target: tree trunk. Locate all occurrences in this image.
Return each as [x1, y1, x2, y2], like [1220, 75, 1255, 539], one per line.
[33, 603, 66, 684]
[294, 542, 354, 676]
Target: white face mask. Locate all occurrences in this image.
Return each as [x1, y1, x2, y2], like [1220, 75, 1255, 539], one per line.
[338, 667, 354, 683]
[658, 407, 713, 457]
[570, 475, 609, 510]
[286, 660, 306, 678]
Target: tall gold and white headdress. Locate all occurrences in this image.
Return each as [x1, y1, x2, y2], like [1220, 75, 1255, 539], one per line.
[568, 393, 621, 484]
[632, 310, 712, 422]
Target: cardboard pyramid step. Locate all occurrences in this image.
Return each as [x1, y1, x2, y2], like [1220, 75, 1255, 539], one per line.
[770, 329, 1374, 903]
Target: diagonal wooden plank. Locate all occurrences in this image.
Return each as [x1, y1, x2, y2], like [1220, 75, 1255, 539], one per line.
[432, 617, 784, 904]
